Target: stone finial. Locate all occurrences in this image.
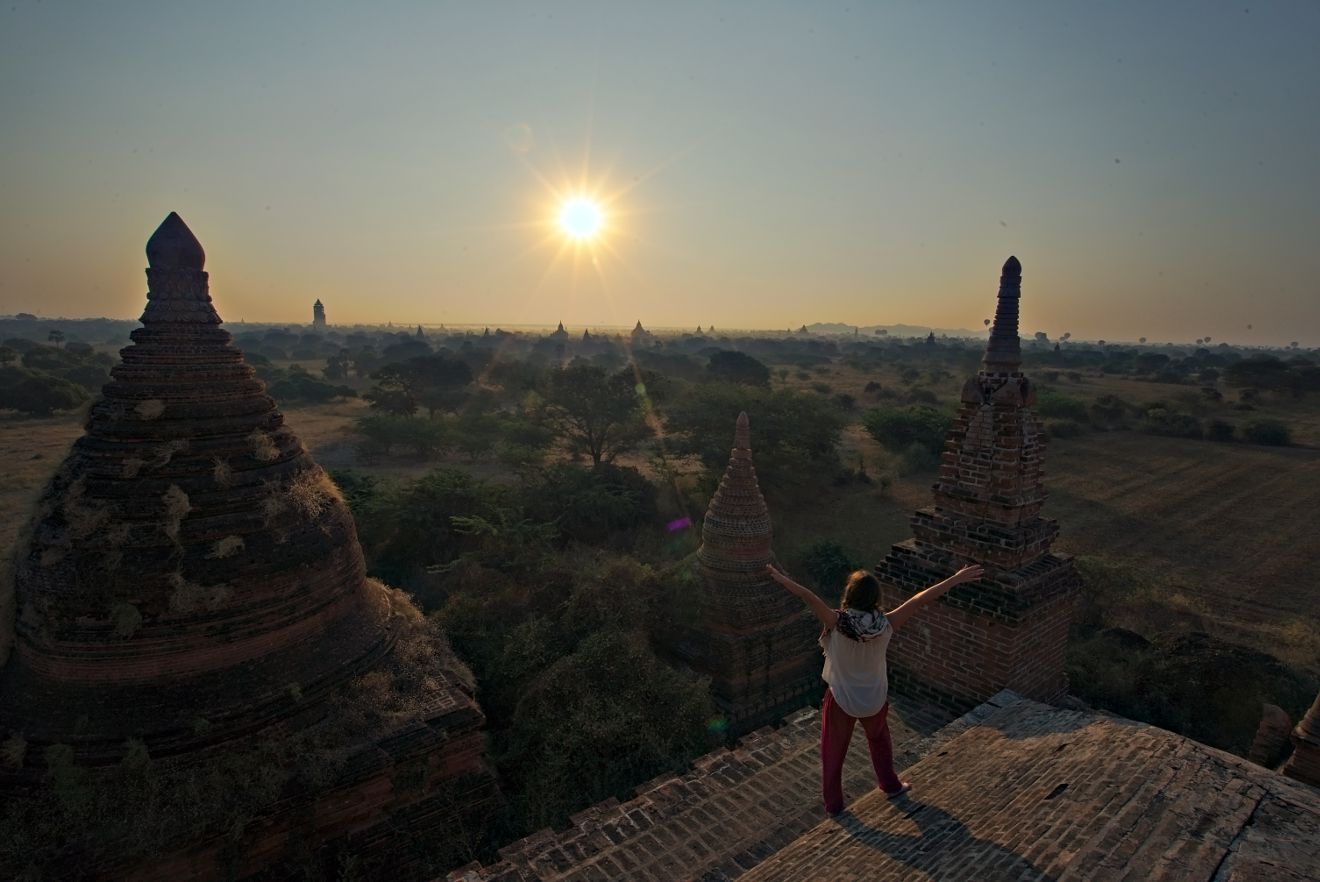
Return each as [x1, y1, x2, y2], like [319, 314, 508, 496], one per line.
[734, 411, 750, 450]
[982, 255, 1022, 373]
[145, 211, 205, 270]
[141, 213, 219, 326]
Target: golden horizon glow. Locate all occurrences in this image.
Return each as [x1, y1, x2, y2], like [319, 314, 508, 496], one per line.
[558, 197, 604, 240]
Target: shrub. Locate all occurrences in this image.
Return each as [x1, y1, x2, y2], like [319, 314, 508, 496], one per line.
[523, 463, 659, 544]
[354, 414, 448, 458]
[0, 367, 89, 416]
[862, 405, 950, 455]
[905, 387, 939, 405]
[266, 373, 356, 404]
[1088, 394, 1132, 430]
[1035, 388, 1089, 422]
[1242, 420, 1290, 446]
[1043, 419, 1084, 439]
[1142, 407, 1202, 439]
[897, 441, 941, 475]
[705, 350, 770, 386]
[1204, 419, 1235, 443]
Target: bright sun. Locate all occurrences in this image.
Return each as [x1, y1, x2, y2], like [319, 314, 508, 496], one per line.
[558, 197, 603, 240]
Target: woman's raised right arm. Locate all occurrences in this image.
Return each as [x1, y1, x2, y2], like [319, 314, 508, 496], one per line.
[765, 564, 839, 630]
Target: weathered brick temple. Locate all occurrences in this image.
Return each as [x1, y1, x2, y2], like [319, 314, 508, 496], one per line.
[670, 413, 819, 736]
[0, 214, 496, 880]
[876, 256, 1081, 713]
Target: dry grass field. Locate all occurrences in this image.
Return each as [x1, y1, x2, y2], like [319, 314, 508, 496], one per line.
[0, 413, 83, 568]
[1045, 431, 1320, 670]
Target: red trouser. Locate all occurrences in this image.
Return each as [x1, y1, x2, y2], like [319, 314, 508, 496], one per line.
[820, 687, 902, 814]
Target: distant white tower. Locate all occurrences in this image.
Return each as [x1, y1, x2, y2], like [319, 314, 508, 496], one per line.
[312, 299, 326, 331]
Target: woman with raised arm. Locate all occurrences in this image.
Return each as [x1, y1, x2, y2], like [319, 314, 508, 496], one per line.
[765, 562, 984, 816]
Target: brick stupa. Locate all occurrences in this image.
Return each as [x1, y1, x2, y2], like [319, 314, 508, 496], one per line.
[875, 256, 1081, 714]
[0, 213, 495, 879]
[677, 412, 819, 735]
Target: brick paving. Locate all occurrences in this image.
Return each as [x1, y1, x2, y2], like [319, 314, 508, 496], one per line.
[447, 696, 953, 882]
[741, 691, 1320, 882]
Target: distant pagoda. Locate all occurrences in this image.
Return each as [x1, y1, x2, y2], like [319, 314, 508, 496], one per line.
[672, 413, 819, 735]
[875, 256, 1081, 713]
[312, 297, 326, 330]
[0, 213, 496, 879]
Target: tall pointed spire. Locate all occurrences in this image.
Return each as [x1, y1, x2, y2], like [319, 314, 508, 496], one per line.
[982, 255, 1022, 373]
[698, 412, 773, 583]
[875, 254, 1080, 714]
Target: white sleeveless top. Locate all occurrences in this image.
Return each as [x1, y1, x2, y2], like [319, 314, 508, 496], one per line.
[820, 617, 893, 718]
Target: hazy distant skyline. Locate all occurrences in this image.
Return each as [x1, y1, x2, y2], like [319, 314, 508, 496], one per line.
[2, 2, 1318, 345]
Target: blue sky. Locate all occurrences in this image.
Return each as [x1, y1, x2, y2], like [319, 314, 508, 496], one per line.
[1, 1, 1317, 343]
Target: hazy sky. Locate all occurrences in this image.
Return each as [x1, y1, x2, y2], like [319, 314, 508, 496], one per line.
[2, 1, 1318, 344]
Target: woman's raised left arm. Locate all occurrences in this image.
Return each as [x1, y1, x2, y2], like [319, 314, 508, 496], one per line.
[765, 564, 839, 630]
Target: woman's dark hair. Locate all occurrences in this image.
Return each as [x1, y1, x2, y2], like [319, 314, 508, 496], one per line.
[841, 570, 880, 613]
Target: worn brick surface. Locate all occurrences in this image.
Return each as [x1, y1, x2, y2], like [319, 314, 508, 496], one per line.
[448, 695, 953, 882]
[739, 692, 1320, 882]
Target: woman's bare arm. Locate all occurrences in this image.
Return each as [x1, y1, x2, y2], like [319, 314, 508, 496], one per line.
[765, 565, 839, 630]
[885, 565, 984, 631]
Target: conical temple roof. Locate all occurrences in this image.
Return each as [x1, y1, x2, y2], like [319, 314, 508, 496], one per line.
[699, 413, 773, 582]
[0, 213, 392, 761]
[982, 255, 1023, 373]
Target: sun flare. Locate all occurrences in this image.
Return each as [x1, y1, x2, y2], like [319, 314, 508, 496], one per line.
[558, 197, 604, 240]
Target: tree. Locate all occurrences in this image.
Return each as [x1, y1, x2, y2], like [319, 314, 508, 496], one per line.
[664, 384, 845, 496]
[0, 347, 16, 368]
[366, 354, 472, 417]
[705, 350, 770, 386]
[47, 330, 65, 348]
[502, 629, 711, 829]
[323, 349, 352, 381]
[0, 368, 89, 415]
[521, 462, 659, 544]
[545, 363, 648, 465]
[862, 405, 951, 455]
[363, 372, 418, 416]
[1223, 357, 1295, 396]
[407, 354, 473, 416]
